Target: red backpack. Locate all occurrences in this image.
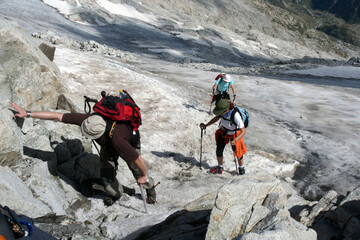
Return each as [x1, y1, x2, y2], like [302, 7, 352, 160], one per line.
[92, 90, 142, 132]
[215, 73, 225, 81]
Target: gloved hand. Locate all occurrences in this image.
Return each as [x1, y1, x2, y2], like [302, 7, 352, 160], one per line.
[200, 123, 206, 129]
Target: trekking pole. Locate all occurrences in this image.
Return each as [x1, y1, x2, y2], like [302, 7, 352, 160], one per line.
[139, 184, 148, 214]
[200, 128, 204, 170]
[209, 89, 214, 114]
[231, 139, 239, 175]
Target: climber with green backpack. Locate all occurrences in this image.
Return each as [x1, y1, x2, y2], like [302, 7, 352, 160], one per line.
[200, 99, 249, 175]
[9, 90, 157, 207]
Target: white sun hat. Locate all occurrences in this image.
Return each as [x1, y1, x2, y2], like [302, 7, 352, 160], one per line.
[223, 74, 231, 82]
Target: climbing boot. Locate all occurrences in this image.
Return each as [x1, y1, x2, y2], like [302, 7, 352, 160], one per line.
[238, 166, 245, 175]
[103, 196, 120, 206]
[146, 186, 156, 204]
[209, 166, 223, 174]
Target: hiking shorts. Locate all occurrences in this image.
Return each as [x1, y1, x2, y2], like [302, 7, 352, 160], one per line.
[215, 129, 247, 159]
[213, 92, 230, 104]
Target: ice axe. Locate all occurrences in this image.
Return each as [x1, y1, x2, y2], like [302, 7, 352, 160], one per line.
[199, 125, 207, 170]
[138, 180, 160, 214]
[199, 128, 204, 169]
[209, 89, 215, 115]
[139, 184, 148, 214]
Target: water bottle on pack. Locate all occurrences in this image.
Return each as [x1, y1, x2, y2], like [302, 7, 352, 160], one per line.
[119, 89, 127, 99]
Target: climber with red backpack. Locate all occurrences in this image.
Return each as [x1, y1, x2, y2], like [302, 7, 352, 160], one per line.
[200, 99, 249, 175]
[9, 90, 157, 206]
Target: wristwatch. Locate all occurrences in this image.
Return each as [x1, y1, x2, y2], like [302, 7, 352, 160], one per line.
[26, 111, 31, 118]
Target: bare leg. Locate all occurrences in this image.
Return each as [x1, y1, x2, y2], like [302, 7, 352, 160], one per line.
[217, 156, 224, 166]
[238, 156, 244, 167]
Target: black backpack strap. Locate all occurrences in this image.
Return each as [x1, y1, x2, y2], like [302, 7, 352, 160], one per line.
[220, 112, 234, 134]
[230, 108, 237, 125]
[230, 108, 241, 131]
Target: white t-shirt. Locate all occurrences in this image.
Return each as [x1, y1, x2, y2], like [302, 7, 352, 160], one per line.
[220, 110, 244, 135]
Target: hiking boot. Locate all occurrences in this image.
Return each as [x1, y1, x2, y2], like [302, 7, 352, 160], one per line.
[146, 187, 156, 204]
[209, 166, 223, 174]
[103, 196, 119, 206]
[238, 166, 245, 175]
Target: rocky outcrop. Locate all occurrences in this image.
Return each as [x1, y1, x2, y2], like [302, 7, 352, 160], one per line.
[0, 112, 22, 166]
[206, 172, 316, 240]
[0, 20, 65, 110]
[0, 165, 52, 217]
[134, 171, 317, 240]
[135, 176, 360, 240]
[32, 31, 137, 62]
[0, 19, 90, 222]
[296, 186, 360, 239]
[39, 42, 56, 61]
[0, 19, 66, 166]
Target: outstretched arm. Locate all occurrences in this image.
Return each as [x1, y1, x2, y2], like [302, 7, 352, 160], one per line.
[9, 101, 64, 122]
[200, 116, 220, 129]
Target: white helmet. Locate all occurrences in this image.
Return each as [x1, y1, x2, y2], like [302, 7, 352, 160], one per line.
[223, 74, 231, 83]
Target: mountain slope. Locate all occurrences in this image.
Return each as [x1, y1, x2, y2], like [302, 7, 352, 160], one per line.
[257, 0, 360, 52]
[32, 0, 359, 63]
[121, 0, 359, 58]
